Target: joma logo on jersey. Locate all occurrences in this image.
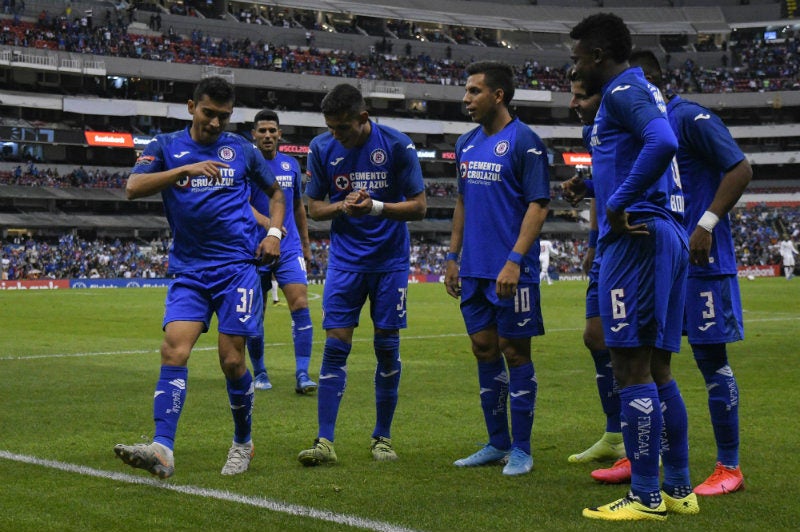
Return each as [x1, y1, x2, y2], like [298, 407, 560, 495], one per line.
[370, 148, 388, 166]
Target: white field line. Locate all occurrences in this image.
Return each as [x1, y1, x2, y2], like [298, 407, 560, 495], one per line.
[1, 315, 797, 361]
[0, 450, 420, 532]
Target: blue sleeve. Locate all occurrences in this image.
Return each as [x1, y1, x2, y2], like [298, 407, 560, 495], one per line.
[130, 137, 165, 174]
[304, 139, 327, 200]
[519, 133, 550, 203]
[683, 108, 745, 173]
[395, 139, 425, 197]
[607, 117, 677, 212]
[248, 143, 277, 192]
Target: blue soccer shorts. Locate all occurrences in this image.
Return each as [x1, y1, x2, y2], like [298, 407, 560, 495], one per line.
[259, 249, 308, 289]
[599, 217, 688, 353]
[684, 274, 744, 345]
[163, 262, 264, 336]
[459, 277, 545, 340]
[321, 268, 409, 330]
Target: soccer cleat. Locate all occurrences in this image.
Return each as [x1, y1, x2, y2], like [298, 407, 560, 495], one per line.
[502, 448, 533, 476]
[370, 436, 398, 461]
[583, 492, 668, 521]
[453, 444, 509, 467]
[591, 457, 631, 484]
[221, 441, 254, 475]
[295, 373, 317, 395]
[254, 372, 272, 391]
[693, 463, 745, 496]
[568, 433, 625, 463]
[114, 442, 174, 479]
[662, 491, 700, 515]
[298, 437, 337, 466]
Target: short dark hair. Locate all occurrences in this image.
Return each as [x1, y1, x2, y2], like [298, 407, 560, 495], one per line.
[629, 49, 663, 88]
[570, 13, 632, 64]
[320, 84, 365, 117]
[193, 76, 235, 104]
[465, 61, 515, 105]
[253, 109, 280, 126]
[568, 67, 598, 97]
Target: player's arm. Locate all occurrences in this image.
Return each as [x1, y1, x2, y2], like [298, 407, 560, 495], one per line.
[294, 195, 312, 264]
[254, 181, 285, 264]
[126, 160, 229, 199]
[445, 194, 465, 299]
[496, 199, 549, 299]
[307, 196, 348, 220]
[346, 189, 427, 220]
[583, 199, 598, 276]
[690, 159, 752, 266]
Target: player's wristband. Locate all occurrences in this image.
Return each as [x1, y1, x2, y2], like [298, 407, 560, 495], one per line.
[445, 252, 459, 263]
[588, 229, 598, 248]
[370, 200, 384, 216]
[507, 251, 523, 265]
[697, 210, 719, 233]
[267, 227, 283, 240]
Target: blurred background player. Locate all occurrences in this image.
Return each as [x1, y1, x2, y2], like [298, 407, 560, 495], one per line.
[628, 49, 751, 496]
[570, 14, 693, 520]
[779, 234, 798, 280]
[445, 61, 550, 476]
[248, 109, 316, 394]
[114, 77, 285, 478]
[298, 84, 427, 466]
[538, 236, 560, 285]
[563, 70, 625, 468]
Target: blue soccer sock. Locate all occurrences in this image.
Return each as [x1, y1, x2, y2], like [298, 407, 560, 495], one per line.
[291, 308, 313, 376]
[658, 379, 691, 497]
[246, 335, 267, 377]
[373, 334, 401, 439]
[227, 369, 254, 444]
[508, 361, 537, 455]
[153, 365, 188, 450]
[317, 337, 351, 441]
[477, 357, 510, 451]
[620, 383, 662, 508]
[694, 343, 740, 466]
[591, 349, 621, 433]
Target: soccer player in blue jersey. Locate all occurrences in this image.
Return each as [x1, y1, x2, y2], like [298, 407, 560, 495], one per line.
[113, 77, 286, 478]
[444, 61, 550, 476]
[248, 109, 317, 395]
[630, 49, 751, 497]
[563, 72, 625, 468]
[570, 14, 693, 520]
[297, 83, 427, 465]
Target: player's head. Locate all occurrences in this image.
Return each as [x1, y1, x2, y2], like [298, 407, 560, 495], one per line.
[570, 13, 632, 93]
[188, 76, 235, 145]
[629, 49, 664, 89]
[568, 68, 601, 126]
[321, 84, 370, 149]
[463, 61, 515, 126]
[252, 109, 281, 159]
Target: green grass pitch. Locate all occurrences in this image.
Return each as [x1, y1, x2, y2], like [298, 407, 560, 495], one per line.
[0, 278, 798, 531]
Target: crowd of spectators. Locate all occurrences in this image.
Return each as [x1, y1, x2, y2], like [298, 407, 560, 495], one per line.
[4, 12, 800, 94]
[3, 205, 797, 282]
[0, 164, 128, 188]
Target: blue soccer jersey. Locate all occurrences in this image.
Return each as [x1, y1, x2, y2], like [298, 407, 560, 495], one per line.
[305, 122, 425, 272]
[667, 95, 745, 277]
[589, 67, 685, 247]
[455, 117, 550, 283]
[250, 151, 304, 259]
[131, 128, 277, 274]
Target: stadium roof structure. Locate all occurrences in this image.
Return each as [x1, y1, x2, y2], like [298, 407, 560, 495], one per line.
[258, 0, 730, 35]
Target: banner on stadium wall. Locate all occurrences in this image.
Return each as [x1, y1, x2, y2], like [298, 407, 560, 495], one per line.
[0, 280, 70, 290]
[562, 152, 593, 165]
[71, 278, 172, 288]
[84, 131, 134, 148]
[737, 265, 780, 278]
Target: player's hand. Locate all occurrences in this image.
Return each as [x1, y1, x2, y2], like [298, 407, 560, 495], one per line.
[496, 262, 520, 299]
[444, 261, 461, 298]
[582, 246, 596, 276]
[561, 174, 587, 206]
[689, 226, 713, 266]
[345, 189, 372, 217]
[180, 160, 230, 182]
[607, 208, 649, 236]
[256, 235, 281, 265]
